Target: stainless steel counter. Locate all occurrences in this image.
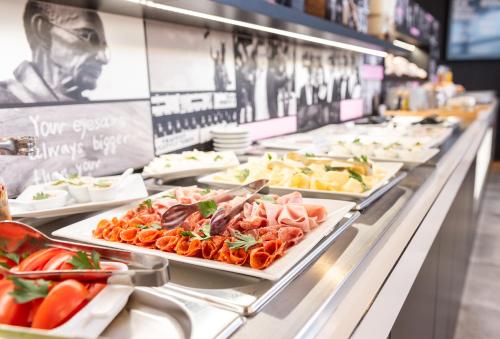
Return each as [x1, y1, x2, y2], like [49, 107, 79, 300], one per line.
[28, 102, 497, 339]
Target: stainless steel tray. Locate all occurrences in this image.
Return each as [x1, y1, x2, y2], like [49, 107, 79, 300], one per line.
[102, 287, 244, 339]
[158, 212, 360, 315]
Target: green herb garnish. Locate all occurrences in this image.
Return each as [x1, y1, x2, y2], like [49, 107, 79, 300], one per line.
[94, 180, 112, 188]
[181, 223, 211, 240]
[266, 153, 273, 161]
[198, 200, 217, 218]
[0, 250, 20, 264]
[32, 192, 50, 200]
[51, 179, 66, 186]
[162, 191, 176, 199]
[186, 156, 198, 160]
[325, 165, 345, 172]
[347, 169, 368, 191]
[305, 152, 315, 158]
[214, 155, 223, 161]
[67, 250, 100, 270]
[139, 199, 153, 209]
[235, 168, 250, 182]
[353, 155, 369, 163]
[9, 277, 50, 303]
[353, 138, 361, 145]
[226, 230, 260, 252]
[200, 188, 211, 195]
[301, 167, 313, 175]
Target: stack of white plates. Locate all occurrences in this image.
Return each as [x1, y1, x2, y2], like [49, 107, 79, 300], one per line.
[211, 127, 250, 155]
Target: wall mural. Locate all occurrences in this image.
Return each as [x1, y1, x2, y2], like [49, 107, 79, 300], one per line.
[0, 0, 382, 194]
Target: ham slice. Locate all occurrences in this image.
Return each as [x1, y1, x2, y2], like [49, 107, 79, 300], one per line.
[277, 204, 311, 232]
[277, 191, 303, 204]
[278, 227, 304, 249]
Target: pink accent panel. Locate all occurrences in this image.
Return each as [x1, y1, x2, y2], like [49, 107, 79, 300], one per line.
[340, 99, 364, 121]
[361, 65, 384, 80]
[243, 116, 297, 141]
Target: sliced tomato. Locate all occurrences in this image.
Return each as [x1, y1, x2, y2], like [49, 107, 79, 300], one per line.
[17, 248, 68, 272]
[42, 252, 75, 271]
[31, 279, 89, 330]
[86, 283, 106, 300]
[0, 280, 32, 326]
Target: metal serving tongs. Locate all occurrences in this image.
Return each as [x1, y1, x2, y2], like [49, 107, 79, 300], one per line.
[0, 221, 169, 286]
[161, 179, 270, 234]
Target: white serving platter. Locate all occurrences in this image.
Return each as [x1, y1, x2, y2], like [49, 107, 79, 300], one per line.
[142, 161, 240, 182]
[10, 174, 148, 219]
[326, 148, 440, 168]
[52, 197, 355, 281]
[198, 161, 403, 199]
[0, 284, 133, 339]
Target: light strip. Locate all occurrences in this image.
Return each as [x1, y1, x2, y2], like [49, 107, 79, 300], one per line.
[393, 39, 416, 52]
[125, 0, 388, 58]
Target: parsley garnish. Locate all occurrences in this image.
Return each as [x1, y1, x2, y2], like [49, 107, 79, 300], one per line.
[198, 200, 217, 218]
[200, 188, 211, 195]
[9, 277, 50, 303]
[214, 155, 223, 161]
[0, 250, 20, 264]
[186, 156, 198, 160]
[305, 152, 315, 158]
[347, 169, 368, 191]
[353, 138, 361, 145]
[139, 199, 153, 209]
[353, 155, 369, 163]
[180, 223, 211, 240]
[226, 231, 260, 252]
[235, 169, 250, 182]
[301, 167, 313, 175]
[137, 223, 162, 230]
[32, 192, 50, 200]
[162, 191, 176, 199]
[266, 153, 273, 161]
[325, 165, 345, 171]
[67, 250, 100, 270]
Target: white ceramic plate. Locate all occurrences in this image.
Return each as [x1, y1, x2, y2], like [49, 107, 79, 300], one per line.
[52, 197, 355, 281]
[0, 284, 133, 339]
[142, 160, 240, 182]
[10, 174, 148, 219]
[260, 134, 315, 150]
[198, 161, 403, 199]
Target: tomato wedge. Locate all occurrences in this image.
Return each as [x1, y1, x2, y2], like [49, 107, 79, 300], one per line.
[0, 280, 32, 326]
[31, 279, 89, 329]
[86, 283, 106, 300]
[17, 248, 69, 272]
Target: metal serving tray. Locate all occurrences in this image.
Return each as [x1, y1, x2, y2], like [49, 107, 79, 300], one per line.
[156, 212, 360, 315]
[102, 287, 244, 339]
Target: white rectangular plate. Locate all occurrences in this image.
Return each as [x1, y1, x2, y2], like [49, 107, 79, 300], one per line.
[53, 197, 355, 281]
[326, 148, 440, 167]
[10, 174, 148, 219]
[198, 161, 403, 199]
[0, 285, 133, 339]
[142, 161, 240, 182]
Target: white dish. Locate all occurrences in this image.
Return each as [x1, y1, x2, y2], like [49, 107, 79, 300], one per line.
[53, 197, 355, 281]
[142, 151, 240, 182]
[198, 161, 403, 199]
[88, 177, 120, 202]
[213, 143, 251, 149]
[67, 176, 93, 203]
[214, 147, 248, 155]
[0, 284, 133, 339]
[11, 174, 148, 219]
[212, 134, 251, 141]
[10, 190, 69, 211]
[211, 127, 249, 135]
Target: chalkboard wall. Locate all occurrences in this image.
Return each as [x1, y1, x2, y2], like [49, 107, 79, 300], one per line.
[0, 0, 383, 195]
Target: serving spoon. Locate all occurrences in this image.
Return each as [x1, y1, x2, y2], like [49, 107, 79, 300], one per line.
[160, 179, 269, 233]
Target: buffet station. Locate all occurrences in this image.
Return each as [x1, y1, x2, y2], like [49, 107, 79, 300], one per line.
[0, 95, 495, 338]
[0, 0, 497, 338]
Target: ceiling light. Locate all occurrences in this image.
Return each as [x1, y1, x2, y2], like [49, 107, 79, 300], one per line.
[125, 0, 388, 58]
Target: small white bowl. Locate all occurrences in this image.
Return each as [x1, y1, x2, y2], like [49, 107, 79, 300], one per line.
[88, 178, 118, 202]
[30, 190, 68, 210]
[67, 177, 92, 203]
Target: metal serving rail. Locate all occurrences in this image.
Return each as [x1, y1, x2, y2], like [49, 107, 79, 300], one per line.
[25, 116, 469, 339]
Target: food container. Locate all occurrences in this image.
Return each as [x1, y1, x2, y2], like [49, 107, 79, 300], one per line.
[67, 177, 92, 203]
[88, 177, 119, 202]
[30, 190, 68, 210]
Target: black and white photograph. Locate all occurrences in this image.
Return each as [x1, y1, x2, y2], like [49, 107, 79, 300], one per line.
[295, 45, 363, 131]
[0, 101, 154, 196]
[234, 32, 296, 124]
[0, 0, 150, 107]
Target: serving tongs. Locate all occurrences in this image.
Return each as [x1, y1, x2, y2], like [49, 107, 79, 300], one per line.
[0, 221, 169, 286]
[161, 179, 270, 234]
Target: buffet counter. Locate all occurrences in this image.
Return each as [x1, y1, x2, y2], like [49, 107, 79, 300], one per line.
[25, 101, 496, 339]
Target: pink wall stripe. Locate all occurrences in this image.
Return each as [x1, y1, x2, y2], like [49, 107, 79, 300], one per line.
[340, 99, 364, 121]
[361, 64, 384, 80]
[243, 116, 297, 141]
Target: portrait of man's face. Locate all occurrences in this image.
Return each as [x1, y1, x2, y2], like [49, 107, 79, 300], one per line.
[46, 10, 109, 92]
